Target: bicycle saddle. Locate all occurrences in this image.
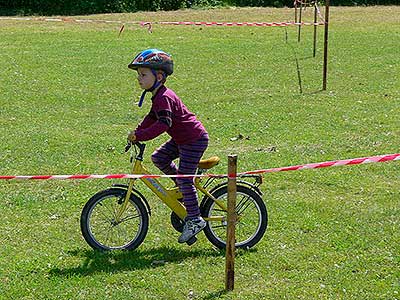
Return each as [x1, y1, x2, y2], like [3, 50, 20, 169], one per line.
[198, 156, 220, 170]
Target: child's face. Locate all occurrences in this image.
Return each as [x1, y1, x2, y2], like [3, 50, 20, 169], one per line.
[137, 67, 156, 90]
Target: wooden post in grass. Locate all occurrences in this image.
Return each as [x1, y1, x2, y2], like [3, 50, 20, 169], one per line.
[313, 1, 318, 57]
[297, 0, 303, 42]
[322, 0, 330, 90]
[225, 155, 237, 291]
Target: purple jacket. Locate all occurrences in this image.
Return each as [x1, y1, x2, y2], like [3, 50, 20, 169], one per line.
[134, 86, 207, 144]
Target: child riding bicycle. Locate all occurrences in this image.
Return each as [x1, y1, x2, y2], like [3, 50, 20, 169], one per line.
[127, 48, 209, 244]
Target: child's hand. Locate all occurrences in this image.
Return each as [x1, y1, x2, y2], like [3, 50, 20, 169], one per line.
[127, 131, 136, 142]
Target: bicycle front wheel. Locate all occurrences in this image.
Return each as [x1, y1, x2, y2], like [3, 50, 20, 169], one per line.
[201, 185, 267, 249]
[80, 188, 149, 251]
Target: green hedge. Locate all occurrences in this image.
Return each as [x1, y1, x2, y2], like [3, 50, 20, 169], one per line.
[0, 0, 397, 16]
[0, 0, 192, 15]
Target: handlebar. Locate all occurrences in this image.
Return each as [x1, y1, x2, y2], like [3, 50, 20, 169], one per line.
[124, 140, 133, 152]
[124, 140, 146, 160]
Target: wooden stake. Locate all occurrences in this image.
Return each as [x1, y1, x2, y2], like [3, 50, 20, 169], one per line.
[225, 155, 237, 291]
[297, 0, 303, 42]
[322, 0, 330, 90]
[313, 2, 317, 57]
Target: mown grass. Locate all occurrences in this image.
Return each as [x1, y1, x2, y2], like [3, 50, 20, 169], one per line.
[0, 6, 399, 300]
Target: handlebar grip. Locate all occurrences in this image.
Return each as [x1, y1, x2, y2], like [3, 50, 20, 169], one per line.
[124, 141, 145, 152]
[124, 141, 132, 152]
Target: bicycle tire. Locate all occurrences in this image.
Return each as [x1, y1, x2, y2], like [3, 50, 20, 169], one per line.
[80, 188, 149, 251]
[201, 185, 267, 249]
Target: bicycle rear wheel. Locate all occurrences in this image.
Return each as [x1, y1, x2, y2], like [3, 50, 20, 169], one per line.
[201, 185, 267, 249]
[80, 188, 149, 251]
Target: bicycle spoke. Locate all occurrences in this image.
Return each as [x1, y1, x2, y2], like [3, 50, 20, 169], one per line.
[96, 204, 111, 219]
[103, 224, 114, 246]
[211, 224, 227, 230]
[119, 213, 141, 223]
[236, 195, 254, 215]
[115, 222, 126, 244]
[101, 199, 117, 217]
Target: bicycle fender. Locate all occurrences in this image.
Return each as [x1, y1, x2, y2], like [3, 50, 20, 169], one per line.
[206, 180, 262, 197]
[109, 186, 151, 216]
[199, 181, 262, 212]
[236, 180, 263, 196]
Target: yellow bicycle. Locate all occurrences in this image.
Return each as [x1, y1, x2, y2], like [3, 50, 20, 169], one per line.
[80, 141, 268, 250]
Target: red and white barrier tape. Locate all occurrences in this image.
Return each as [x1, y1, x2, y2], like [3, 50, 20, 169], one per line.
[140, 21, 325, 27]
[0, 173, 207, 180]
[138, 20, 325, 33]
[0, 17, 324, 27]
[238, 153, 400, 176]
[0, 153, 398, 181]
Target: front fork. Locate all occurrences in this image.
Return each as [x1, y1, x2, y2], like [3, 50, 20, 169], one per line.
[114, 178, 137, 222]
[115, 159, 141, 222]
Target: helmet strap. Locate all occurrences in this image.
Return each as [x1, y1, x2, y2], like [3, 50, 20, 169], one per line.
[138, 90, 147, 107]
[137, 70, 166, 107]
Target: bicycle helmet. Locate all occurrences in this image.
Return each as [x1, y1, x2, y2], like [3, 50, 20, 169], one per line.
[128, 49, 173, 75]
[128, 49, 174, 107]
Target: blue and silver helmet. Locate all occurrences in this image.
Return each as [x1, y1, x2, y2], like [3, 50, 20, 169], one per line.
[128, 48, 173, 75]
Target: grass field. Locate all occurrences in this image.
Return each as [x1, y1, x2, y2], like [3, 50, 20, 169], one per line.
[0, 6, 399, 300]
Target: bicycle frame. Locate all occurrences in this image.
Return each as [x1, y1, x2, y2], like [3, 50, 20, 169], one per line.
[115, 143, 228, 223]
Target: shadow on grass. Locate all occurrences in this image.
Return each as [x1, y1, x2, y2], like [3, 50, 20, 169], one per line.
[201, 289, 229, 300]
[302, 89, 326, 95]
[49, 246, 225, 277]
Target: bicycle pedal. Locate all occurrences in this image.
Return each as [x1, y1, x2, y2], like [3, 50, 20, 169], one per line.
[186, 236, 197, 246]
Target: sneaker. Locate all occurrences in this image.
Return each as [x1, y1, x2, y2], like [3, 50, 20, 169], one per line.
[178, 217, 206, 243]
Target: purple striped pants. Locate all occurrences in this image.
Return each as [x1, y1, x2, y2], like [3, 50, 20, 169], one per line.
[151, 133, 209, 218]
